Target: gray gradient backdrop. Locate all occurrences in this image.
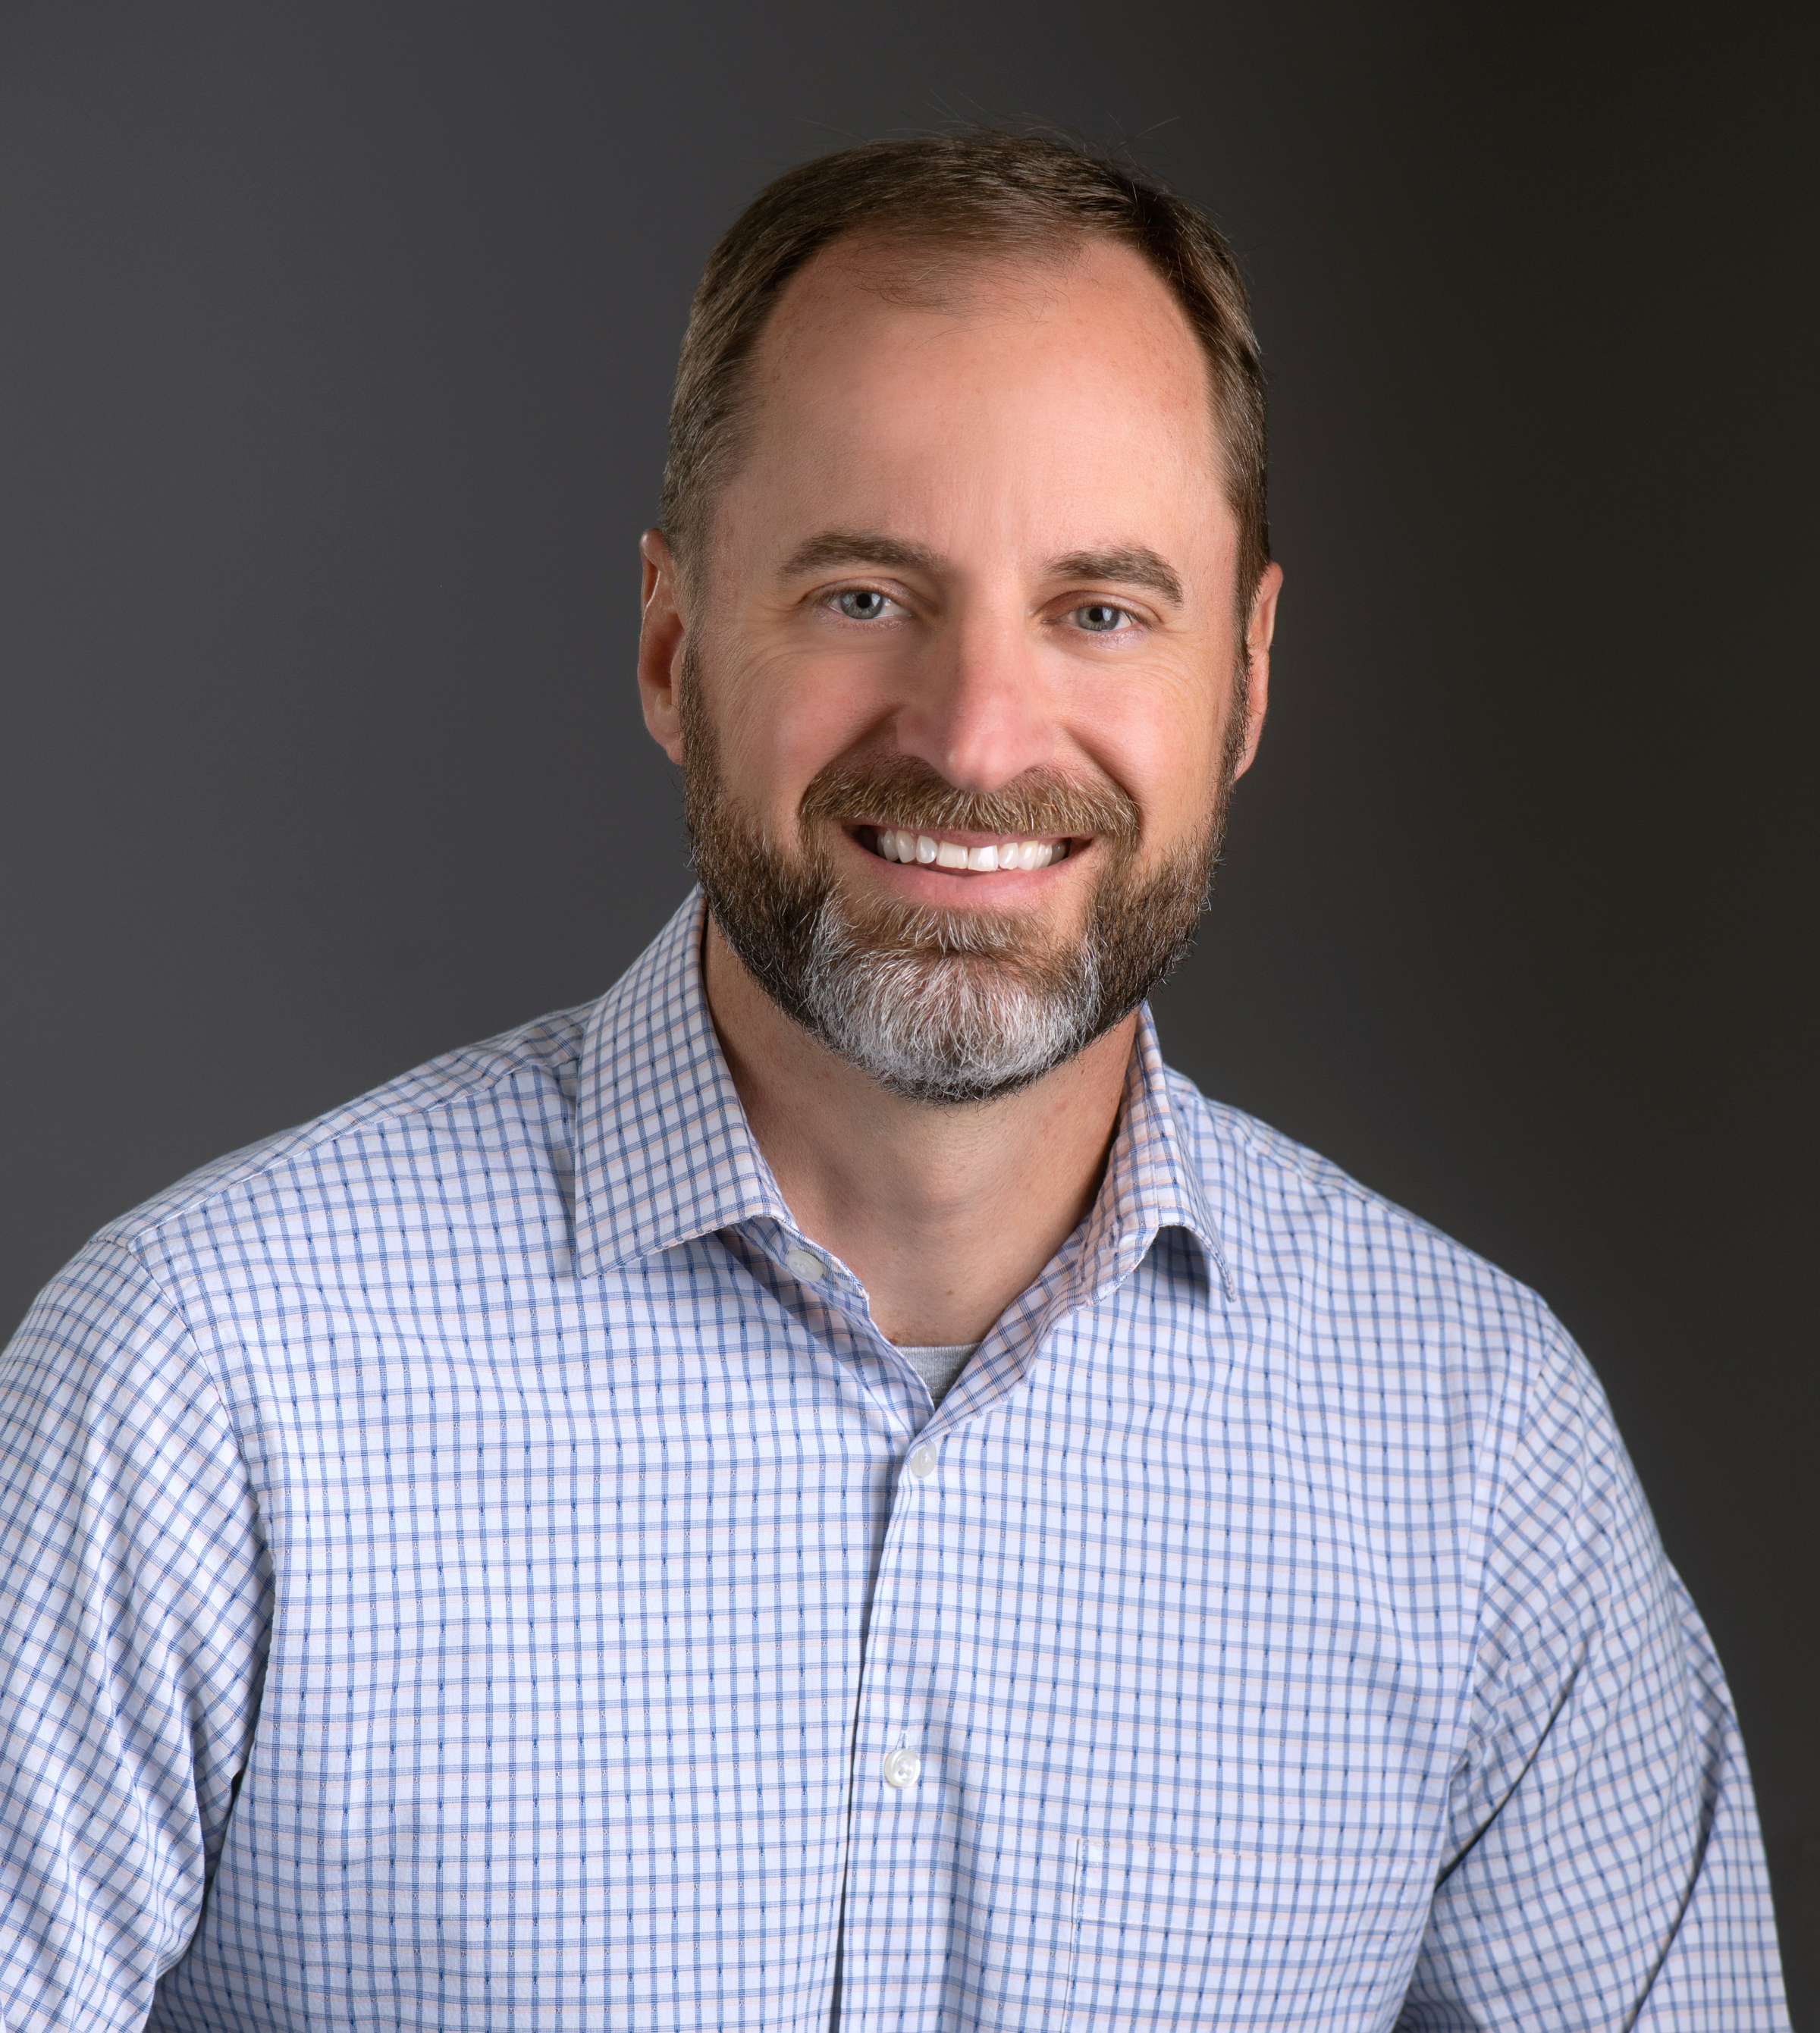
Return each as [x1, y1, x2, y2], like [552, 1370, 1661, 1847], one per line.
[2, 1, 1814, 2012]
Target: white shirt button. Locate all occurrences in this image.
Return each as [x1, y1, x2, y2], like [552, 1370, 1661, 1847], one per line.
[908, 1447, 936, 1479]
[783, 1246, 828, 1284]
[881, 1746, 921, 1790]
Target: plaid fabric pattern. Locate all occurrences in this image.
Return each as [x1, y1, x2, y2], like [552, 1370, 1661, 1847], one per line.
[0, 892, 1787, 2031]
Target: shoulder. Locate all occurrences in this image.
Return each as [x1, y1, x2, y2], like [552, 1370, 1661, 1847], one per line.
[1163, 1065, 1589, 1422]
[83, 999, 598, 1287]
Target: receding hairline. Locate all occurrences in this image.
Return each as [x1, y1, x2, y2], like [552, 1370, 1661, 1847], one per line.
[780, 219, 1097, 316]
[679, 224, 1222, 589]
[660, 130, 1269, 631]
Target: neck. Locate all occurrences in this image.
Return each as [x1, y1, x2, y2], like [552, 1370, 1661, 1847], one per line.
[702, 918, 1138, 1347]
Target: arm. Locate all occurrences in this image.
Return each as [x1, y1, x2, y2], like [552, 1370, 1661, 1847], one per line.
[1398, 1330, 1788, 2030]
[0, 1241, 272, 2033]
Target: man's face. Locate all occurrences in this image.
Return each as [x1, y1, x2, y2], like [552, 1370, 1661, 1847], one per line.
[639, 235, 1280, 1103]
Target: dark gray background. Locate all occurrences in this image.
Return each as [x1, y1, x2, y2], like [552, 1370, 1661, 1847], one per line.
[2, 1, 1813, 2011]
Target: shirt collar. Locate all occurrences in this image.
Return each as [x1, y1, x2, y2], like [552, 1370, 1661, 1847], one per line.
[573, 889, 1231, 1297]
[574, 892, 792, 1278]
[1080, 1003, 1234, 1301]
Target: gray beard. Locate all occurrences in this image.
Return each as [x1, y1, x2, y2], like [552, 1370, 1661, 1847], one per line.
[794, 884, 1112, 1106]
[681, 660, 1241, 1106]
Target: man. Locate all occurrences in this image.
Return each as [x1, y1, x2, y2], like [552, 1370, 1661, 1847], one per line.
[0, 132, 1787, 2030]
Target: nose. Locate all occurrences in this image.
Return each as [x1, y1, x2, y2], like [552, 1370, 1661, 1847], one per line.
[890, 604, 1056, 794]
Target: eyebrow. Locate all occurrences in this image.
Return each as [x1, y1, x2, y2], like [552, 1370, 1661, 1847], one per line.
[778, 529, 942, 578]
[1046, 547, 1184, 607]
[776, 530, 1185, 608]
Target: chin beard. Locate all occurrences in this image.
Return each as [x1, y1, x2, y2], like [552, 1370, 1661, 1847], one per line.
[680, 667, 1240, 1106]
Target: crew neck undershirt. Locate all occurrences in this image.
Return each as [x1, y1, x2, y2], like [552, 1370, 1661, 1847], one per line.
[895, 1342, 978, 1407]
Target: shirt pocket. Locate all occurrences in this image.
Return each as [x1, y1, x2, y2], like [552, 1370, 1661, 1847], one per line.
[1063, 1838, 1411, 2031]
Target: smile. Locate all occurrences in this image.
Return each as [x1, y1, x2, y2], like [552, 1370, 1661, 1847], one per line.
[861, 827, 1072, 873]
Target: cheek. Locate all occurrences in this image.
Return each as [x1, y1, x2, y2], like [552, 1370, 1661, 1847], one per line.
[705, 647, 882, 817]
[1072, 672, 1228, 838]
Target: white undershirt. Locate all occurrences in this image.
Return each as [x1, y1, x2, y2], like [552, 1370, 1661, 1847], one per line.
[895, 1342, 977, 1407]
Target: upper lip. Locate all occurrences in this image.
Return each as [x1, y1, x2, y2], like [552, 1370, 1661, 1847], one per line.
[848, 822, 1077, 846]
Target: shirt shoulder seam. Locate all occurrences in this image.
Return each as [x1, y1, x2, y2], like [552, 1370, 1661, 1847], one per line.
[102, 1007, 595, 1258]
[1162, 1065, 1554, 1316]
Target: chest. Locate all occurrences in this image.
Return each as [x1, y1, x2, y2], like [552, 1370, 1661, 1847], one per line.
[239, 1264, 1470, 1848]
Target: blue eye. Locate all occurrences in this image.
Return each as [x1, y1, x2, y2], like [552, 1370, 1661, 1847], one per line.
[836, 588, 891, 620]
[1075, 603, 1127, 632]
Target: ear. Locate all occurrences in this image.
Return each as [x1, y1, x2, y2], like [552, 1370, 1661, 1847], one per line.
[1229, 560, 1283, 783]
[637, 527, 689, 766]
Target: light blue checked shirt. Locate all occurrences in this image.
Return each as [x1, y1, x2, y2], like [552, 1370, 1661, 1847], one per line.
[0, 893, 1787, 2030]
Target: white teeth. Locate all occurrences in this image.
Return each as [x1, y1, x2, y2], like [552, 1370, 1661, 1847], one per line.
[873, 830, 1070, 870]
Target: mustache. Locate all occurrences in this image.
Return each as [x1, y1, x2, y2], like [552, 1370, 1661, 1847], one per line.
[798, 756, 1141, 846]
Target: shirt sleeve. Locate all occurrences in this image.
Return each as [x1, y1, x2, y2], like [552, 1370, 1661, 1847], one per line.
[1397, 1328, 1790, 2029]
[0, 1239, 274, 2033]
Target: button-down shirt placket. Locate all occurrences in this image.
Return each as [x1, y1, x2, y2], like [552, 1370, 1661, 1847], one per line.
[753, 1183, 1222, 2033]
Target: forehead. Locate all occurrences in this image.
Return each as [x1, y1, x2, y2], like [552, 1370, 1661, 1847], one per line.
[718, 235, 1225, 567]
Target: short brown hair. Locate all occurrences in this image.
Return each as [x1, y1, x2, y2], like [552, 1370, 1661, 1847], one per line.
[661, 130, 1269, 618]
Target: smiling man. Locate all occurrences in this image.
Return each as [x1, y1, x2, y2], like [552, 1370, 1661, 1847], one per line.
[639, 213, 1273, 1362]
[0, 133, 1788, 2031]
